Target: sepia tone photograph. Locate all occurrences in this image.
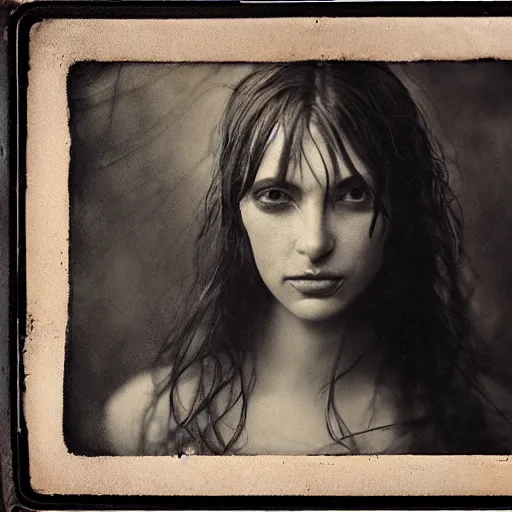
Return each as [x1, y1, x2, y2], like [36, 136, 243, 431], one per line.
[22, 16, 512, 497]
[63, 60, 512, 458]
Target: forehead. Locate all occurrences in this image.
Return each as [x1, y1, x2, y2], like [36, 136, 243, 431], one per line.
[254, 123, 373, 188]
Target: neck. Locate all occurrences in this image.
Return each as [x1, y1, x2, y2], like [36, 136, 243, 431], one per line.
[254, 302, 380, 394]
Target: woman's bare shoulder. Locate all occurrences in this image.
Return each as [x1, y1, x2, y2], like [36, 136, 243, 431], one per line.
[103, 366, 201, 455]
[103, 368, 169, 455]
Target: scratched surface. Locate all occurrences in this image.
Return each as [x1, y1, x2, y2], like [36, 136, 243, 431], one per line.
[64, 61, 512, 455]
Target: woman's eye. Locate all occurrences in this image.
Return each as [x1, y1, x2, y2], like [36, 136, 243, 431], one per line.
[255, 189, 292, 208]
[338, 186, 370, 204]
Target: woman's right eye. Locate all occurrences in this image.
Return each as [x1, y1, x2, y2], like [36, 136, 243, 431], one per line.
[254, 189, 293, 209]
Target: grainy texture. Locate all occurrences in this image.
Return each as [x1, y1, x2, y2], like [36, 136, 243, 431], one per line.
[24, 17, 512, 496]
[65, 61, 512, 456]
[65, 63, 252, 454]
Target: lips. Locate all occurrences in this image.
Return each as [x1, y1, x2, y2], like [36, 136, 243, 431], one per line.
[286, 276, 344, 297]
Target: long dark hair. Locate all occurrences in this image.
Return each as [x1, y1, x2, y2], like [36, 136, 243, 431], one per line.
[143, 62, 512, 455]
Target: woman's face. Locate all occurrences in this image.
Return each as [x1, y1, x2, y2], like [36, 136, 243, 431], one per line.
[239, 124, 389, 322]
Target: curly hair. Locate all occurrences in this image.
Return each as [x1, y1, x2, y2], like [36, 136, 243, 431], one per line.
[143, 62, 511, 455]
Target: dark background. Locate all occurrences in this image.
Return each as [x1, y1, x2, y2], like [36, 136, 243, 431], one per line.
[64, 61, 512, 455]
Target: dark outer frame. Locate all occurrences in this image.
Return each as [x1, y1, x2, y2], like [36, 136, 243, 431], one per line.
[1, 3, 13, 512]
[7, 0, 512, 509]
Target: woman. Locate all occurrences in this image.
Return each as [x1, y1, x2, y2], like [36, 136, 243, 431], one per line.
[104, 61, 512, 456]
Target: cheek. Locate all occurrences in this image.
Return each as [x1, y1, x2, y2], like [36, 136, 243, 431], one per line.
[239, 204, 293, 275]
[336, 215, 388, 274]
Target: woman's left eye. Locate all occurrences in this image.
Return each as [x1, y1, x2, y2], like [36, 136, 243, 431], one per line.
[338, 186, 370, 204]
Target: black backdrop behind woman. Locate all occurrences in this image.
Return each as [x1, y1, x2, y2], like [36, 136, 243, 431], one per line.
[64, 62, 512, 455]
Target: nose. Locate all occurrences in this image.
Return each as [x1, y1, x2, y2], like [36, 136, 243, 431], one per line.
[295, 207, 335, 262]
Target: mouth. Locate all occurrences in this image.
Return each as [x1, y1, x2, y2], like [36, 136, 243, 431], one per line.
[285, 275, 345, 297]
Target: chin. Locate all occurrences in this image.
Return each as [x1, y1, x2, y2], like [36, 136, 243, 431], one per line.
[288, 298, 348, 323]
